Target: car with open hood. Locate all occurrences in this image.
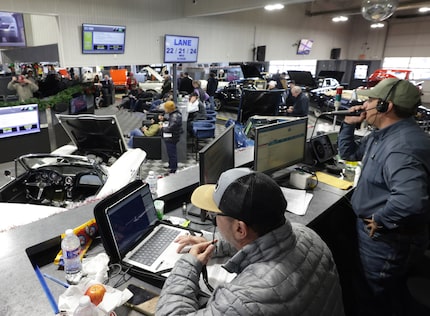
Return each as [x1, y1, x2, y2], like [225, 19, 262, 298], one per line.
[0, 114, 146, 210]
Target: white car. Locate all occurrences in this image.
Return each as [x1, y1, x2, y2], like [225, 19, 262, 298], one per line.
[0, 114, 146, 210]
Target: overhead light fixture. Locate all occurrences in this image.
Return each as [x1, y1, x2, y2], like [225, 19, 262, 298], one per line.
[370, 22, 385, 28]
[264, 4, 285, 11]
[361, 0, 399, 22]
[418, 7, 430, 13]
[332, 16, 349, 22]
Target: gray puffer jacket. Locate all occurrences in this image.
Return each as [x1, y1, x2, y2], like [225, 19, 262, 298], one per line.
[156, 221, 345, 316]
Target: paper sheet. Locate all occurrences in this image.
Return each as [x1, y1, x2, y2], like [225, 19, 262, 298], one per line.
[280, 187, 313, 216]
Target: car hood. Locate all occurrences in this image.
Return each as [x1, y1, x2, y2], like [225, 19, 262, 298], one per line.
[287, 70, 316, 88]
[241, 64, 263, 79]
[317, 70, 344, 83]
[56, 114, 128, 157]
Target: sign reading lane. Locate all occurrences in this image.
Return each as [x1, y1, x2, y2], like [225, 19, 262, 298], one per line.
[164, 34, 199, 63]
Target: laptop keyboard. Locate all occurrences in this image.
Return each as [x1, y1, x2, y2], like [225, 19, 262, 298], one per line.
[129, 226, 181, 267]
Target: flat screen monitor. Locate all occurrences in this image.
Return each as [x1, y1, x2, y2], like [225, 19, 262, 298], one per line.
[238, 89, 283, 124]
[69, 94, 88, 115]
[199, 124, 235, 185]
[254, 118, 308, 175]
[164, 34, 199, 63]
[0, 12, 26, 47]
[0, 104, 40, 139]
[297, 39, 313, 55]
[82, 23, 126, 54]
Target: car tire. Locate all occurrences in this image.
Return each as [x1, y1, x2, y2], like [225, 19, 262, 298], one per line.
[214, 98, 223, 111]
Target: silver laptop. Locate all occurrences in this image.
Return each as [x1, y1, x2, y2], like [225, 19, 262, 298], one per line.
[103, 183, 189, 273]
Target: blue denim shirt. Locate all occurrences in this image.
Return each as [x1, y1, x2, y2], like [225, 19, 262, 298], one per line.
[338, 118, 430, 230]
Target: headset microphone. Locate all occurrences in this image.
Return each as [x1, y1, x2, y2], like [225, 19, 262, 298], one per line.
[321, 107, 376, 116]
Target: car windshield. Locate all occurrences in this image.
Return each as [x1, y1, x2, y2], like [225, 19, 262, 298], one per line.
[18, 154, 93, 170]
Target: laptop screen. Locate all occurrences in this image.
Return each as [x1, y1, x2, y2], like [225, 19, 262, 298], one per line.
[105, 185, 158, 258]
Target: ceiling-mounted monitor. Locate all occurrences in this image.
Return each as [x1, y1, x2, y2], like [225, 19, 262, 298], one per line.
[297, 39, 313, 55]
[0, 12, 26, 47]
[82, 23, 126, 54]
[164, 34, 199, 63]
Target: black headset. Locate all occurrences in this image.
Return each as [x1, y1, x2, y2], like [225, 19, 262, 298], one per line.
[376, 79, 402, 113]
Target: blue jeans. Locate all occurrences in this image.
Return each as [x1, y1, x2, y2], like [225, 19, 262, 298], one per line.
[208, 96, 215, 111]
[164, 141, 177, 173]
[354, 219, 428, 316]
[127, 128, 144, 147]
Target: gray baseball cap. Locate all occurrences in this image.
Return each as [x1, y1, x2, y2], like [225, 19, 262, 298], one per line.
[191, 168, 287, 227]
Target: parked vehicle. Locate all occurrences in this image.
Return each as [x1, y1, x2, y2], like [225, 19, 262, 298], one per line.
[0, 114, 146, 208]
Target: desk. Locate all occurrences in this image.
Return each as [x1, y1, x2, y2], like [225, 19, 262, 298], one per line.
[2, 164, 352, 315]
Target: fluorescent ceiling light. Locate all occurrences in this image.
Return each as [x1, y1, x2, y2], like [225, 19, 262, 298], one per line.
[264, 4, 285, 11]
[418, 7, 430, 13]
[370, 22, 385, 28]
[332, 16, 349, 22]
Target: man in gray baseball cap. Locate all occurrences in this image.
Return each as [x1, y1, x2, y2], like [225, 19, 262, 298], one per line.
[156, 168, 344, 316]
[339, 78, 430, 315]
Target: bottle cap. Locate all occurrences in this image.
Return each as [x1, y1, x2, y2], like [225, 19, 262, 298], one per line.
[65, 229, 73, 236]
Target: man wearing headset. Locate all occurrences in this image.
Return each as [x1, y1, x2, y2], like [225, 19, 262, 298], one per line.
[338, 78, 430, 315]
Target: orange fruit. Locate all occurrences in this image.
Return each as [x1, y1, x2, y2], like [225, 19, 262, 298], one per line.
[84, 283, 106, 306]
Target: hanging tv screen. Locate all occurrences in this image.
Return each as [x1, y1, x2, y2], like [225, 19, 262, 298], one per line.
[0, 12, 26, 47]
[0, 104, 40, 139]
[297, 39, 313, 55]
[164, 34, 199, 63]
[82, 23, 126, 54]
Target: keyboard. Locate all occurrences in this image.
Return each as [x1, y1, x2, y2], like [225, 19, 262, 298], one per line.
[129, 226, 181, 266]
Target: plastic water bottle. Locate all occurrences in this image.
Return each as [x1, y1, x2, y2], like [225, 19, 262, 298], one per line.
[61, 229, 82, 285]
[146, 170, 158, 196]
[73, 295, 98, 316]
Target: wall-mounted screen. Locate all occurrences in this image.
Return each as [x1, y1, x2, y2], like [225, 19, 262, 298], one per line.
[82, 23, 126, 54]
[297, 39, 313, 55]
[254, 118, 308, 175]
[0, 12, 26, 47]
[164, 34, 199, 63]
[0, 104, 40, 139]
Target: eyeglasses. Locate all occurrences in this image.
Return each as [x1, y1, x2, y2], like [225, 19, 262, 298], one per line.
[210, 213, 230, 227]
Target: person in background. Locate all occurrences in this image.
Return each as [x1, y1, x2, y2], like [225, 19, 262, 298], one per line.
[126, 116, 161, 148]
[206, 72, 218, 111]
[7, 75, 39, 102]
[25, 69, 36, 84]
[156, 168, 345, 316]
[186, 92, 207, 135]
[338, 78, 430, 316]
[160, 101, 182, 174]
[218, 69, 225, 81]
[161, 71, 172, 99]
[192, 80, 208, 103]
[276, 72, 288, 89]
[267, 80, 277, 90]
[286, 85, 309, 117]
[93, 74, 102, 108]
[126, 71, 138, 93]
[179, 72, 193, 95]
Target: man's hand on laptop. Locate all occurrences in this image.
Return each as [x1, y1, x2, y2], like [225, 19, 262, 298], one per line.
[175, 234, 207, 253]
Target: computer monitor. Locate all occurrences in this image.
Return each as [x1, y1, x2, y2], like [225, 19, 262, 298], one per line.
[238, 89, 283, 124]
[199, 124, 235, 185]
[69, 94, 88, 115]
[254, 118, 308, 175]
[0, 104, 40, 139]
